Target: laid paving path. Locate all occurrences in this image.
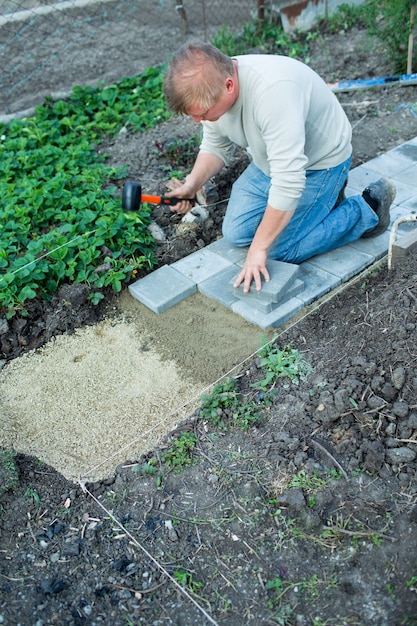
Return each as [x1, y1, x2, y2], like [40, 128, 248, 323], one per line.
[129, 137, 417, 329]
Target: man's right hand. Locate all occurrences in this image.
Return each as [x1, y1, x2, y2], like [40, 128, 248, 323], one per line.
[165, 178, 195, 215]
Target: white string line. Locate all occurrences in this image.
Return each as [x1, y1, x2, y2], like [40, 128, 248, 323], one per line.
[79, 482, 219, 626]
[80, 253, 381, 481]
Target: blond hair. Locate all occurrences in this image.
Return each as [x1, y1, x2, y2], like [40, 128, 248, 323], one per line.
[164, 41, 234, 114]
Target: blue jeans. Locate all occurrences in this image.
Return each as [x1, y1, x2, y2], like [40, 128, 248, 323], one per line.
[222, 159, 378, 263]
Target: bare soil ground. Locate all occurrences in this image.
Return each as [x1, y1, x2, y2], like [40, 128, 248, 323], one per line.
[1, 19, 417, 626]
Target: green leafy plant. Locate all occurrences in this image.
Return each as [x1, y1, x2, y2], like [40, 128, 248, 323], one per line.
[200, 377, 239, 425]
[173, 569, 204, 594]
[154, 133, 202, 173]
[213, 21, 308, 58]
[161, 432, 198, 471]
[199, 377, 260, 430]
[406, 574, 417, 592]
[366, 0, 417, 73]
[24, 486, 42, 506]
[253, 337, 313, 391]
[0, 66, 171, 318]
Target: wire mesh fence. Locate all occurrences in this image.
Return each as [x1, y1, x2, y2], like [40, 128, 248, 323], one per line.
[0, 0, 269, 117]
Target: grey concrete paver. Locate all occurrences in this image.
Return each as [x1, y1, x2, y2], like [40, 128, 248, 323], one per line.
[206, 238, 248, 264]
[128, 265, 196, 314]
[232, 278, 305, 314]
[393, 164, 417, 186]
[401, 194, 417, 211]
[231, 295, 304, 329]
[305, 245, 374, 281]
[296, 263, 341, 305]
[348, 230, 390, 260]
[198, 265, 239, 308]
[171, 248, 232, 282]
[128, 136, 417, 328]
[390, 180, 417, 205]
[230, 260, 301, 303]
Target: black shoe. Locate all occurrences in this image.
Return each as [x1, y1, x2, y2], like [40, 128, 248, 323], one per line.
[361, 177, 396, 238]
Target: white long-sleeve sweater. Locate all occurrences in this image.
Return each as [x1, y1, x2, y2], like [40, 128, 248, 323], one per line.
[199, 55, 352, 212]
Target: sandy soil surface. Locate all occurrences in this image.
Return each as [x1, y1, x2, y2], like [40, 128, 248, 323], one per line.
[1, 293, 269, 481]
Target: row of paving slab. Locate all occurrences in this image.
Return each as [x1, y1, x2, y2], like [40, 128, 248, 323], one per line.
[129, 137, 417, 330]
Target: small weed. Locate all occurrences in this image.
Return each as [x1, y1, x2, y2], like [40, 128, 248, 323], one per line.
[154, 133, 201, 172]
[214, 593, 232, 614]
[199, 377, 260, 431]
[173, 569, 204, 594]
[266, 573, 337, 608]
[253, 337, 313, 392]
[133, 458, 158, 476]
[309, 380, 328, 397]
[106, 487, 129, 504]
[200, 377, 239, 426]
[161, 432, 197, 471]
[289, 469, 329, 491]
[386, 582, 395, 598]
[321, 510, 393, 549]
[308, 495, 316, 508]
[23, 486, 42, 506]
[272, 603, 294, 625]
[272, 508, 298, 549]
[406, 575, 417, 592]
[0, 449, 19, 493]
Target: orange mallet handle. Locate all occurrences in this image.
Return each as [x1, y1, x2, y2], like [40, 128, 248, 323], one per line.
[122, 182, 195, 211]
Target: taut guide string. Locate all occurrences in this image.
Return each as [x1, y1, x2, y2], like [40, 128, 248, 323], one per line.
[79, 481, 220, 626]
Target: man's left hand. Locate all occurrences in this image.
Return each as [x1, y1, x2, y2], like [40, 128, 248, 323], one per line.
[233, 247, 269, 293]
